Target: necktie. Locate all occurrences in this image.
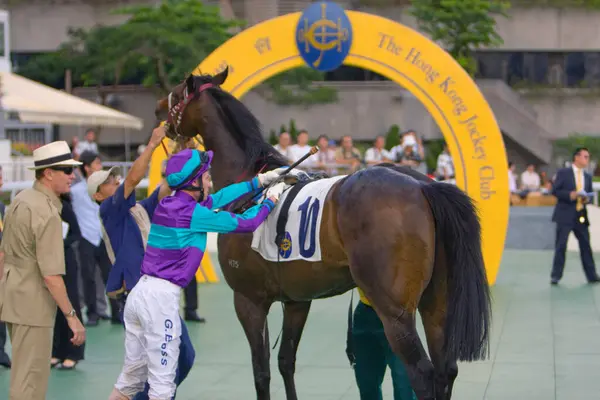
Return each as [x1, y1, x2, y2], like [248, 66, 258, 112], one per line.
[576, 168, 583, 212]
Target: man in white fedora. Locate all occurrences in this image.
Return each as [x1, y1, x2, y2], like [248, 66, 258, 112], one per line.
[0, 140, 86, 400]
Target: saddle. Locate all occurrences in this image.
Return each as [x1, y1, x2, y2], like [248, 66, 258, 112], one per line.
[227, 170, 327, 213]
[274, 171, 327, 250]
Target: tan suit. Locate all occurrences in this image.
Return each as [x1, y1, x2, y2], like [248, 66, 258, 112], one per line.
[0, 181, 66, 400]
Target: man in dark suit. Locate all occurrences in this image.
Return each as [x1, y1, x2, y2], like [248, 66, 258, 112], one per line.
[551, 147, 600, 285]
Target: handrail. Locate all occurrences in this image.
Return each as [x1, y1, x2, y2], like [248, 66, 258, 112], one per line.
[0, 179, 149, 202]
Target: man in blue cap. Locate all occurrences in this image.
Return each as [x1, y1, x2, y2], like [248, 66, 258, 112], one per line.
[108, 146, 286, 400]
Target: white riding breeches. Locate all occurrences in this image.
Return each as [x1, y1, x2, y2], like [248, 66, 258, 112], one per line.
[114, 275, 182, 400]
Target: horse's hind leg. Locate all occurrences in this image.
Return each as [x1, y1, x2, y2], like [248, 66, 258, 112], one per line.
[418, 246, 457, 399]
[234, 291, 272, 400]
[278, 300, 312, 400]
[349, 252, 436, 400]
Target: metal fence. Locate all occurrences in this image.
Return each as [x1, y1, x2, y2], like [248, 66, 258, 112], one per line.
[6, 161, 596, 206]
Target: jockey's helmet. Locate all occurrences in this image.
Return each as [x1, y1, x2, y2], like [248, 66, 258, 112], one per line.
[165, 148, 213, 190]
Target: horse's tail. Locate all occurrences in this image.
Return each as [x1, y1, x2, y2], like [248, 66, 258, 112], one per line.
[420, 182, 492, 362]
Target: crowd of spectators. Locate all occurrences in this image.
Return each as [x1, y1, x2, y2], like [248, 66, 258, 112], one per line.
[508, 161, 554, 201]
[273, 128, 455, 181]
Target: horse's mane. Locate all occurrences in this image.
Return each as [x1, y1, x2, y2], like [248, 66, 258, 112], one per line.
[192, 74, 288, 173]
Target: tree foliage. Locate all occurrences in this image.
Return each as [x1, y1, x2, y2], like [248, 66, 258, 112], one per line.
[409, 0, 510, 76]
[554, 133, 600, 161]
[16, 0, 336, 105]
[18, 0, 241, 93]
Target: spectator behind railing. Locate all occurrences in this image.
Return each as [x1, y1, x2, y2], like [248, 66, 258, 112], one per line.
[389, 130, 427, 173]
[71, 136, 80, 160]
[364, 136, 393, 166]
[335, 135, 362, 173]
[290, 129, 318, 171]
[435, 144, 454, 181]
[519, 163, 541, 198]
[508, 162, 518, 194]
[309, 134, 335, 175]
[273, 131, 294, 165]
[75, 129, 99, 156]
[395, 144, 422, 170]
[540, 171, 553, 193]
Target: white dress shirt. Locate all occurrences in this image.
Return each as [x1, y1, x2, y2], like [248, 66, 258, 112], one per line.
[70, 179, 103, 246]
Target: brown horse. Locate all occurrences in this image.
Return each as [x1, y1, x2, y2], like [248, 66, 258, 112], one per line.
[155, 68, 491, 400]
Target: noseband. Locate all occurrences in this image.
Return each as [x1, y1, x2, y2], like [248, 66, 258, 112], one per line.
[164, 82, 214, 138]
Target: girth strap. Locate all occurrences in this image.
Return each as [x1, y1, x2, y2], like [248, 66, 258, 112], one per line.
[275, 180, 312, 249]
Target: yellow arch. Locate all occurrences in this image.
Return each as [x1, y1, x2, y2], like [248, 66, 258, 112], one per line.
[150, 11, 509, 285]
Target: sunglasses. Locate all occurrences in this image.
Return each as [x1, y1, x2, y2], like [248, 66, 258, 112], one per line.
[50, 166, 74, 175]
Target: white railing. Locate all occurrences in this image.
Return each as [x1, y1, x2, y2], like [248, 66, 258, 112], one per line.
[4, 166, 596, 204]
[1, 179, 150, 202]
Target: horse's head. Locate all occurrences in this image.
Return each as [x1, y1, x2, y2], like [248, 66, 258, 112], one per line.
[155, 68, 229, 141]
[155, 67, 288, 190]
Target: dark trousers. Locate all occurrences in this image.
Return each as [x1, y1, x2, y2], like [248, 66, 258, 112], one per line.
[0, 321, 7, 352]
[184, 277, 197, 313]
[352, 302, 416, 400]
[53, 245, 85, 361]
[551, 222, 599, 282]
[79, 238, 119, 318]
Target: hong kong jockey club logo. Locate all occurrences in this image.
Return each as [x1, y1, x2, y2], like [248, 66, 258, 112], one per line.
[295, 2, 353, 72]
[279, 231, 293, 259]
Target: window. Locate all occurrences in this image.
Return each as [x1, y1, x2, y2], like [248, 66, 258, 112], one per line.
[565, 52, 585, 87]
[476, 52, 508, 80]
[324, 66, 388, 82]
[474, 51, 600, 88]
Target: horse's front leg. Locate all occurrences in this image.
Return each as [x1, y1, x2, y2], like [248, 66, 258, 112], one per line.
[278, 301, 312, 400]
[234, 291, 273, 400]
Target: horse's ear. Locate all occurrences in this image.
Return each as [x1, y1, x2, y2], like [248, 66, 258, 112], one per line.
[185, 74, 195, 94]
[212, 67, 229, 86]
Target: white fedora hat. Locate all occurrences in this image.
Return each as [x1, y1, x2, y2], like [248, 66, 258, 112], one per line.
[28, 141, 82, 170]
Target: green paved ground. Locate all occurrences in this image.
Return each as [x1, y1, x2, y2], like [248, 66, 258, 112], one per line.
[1, 249, 600, 399]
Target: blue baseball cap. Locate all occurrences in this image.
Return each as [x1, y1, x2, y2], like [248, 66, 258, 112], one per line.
[165, 149, 213, 190]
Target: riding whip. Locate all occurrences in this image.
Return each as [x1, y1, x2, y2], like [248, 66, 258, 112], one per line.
[260, 146, 319, 197]
[236, 146, 319, 210]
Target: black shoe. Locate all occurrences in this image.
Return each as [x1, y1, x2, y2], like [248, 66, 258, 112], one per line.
[185, 310, 206, 323]
[56, 360, 78, 370]
[551, 279, 559, 285]
[111, 317, 123, 325]
[0, 352, 11, 369]
[588, 277, 600, 284]
[86, 314, 99, 327]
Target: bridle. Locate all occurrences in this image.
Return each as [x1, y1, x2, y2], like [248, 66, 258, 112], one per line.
[164, 79, 269, 184]
[164, 82, 214, 139]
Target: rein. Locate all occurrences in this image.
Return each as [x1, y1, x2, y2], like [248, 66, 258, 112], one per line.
[165, 82, 214, 139]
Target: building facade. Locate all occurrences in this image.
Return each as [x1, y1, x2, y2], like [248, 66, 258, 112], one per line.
[3, 0, 599, 169]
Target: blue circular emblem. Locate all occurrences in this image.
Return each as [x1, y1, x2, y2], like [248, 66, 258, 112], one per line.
[295, 2, 353, 72]
[279, 231, 293, 259]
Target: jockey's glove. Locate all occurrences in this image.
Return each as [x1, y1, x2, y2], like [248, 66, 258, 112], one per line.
[258, 167, 287, 186]
[266, 182, 287, 202]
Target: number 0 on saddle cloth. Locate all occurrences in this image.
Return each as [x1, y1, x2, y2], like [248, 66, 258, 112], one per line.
[251, 175, 346, 262]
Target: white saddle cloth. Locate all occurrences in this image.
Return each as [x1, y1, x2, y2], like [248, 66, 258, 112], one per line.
[251, 175, 346, 262]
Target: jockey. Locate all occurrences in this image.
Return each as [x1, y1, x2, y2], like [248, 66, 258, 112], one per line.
[88, 126, 191, 400]
[109, 148, 286, 400]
